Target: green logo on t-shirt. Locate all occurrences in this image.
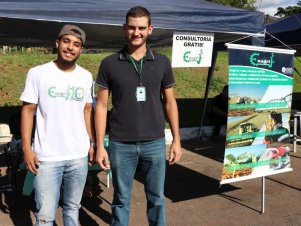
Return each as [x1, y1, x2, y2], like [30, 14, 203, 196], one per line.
[48, 85, 84, 101]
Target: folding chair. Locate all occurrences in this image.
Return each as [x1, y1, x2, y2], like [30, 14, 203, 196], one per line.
[0, 124, 22, 198]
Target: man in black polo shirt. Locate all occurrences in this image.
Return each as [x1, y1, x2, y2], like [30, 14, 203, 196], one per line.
[95, 6, 182, 226]
[210, 85, 228, 138]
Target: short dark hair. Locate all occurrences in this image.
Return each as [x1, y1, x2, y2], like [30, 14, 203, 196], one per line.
[271, 111, 282, 124]
[126, 6, 151, 26]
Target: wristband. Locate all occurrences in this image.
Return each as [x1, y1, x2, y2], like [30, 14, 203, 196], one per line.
[90, 140, 96, 148]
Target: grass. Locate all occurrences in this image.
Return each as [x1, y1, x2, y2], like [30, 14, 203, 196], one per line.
[1, 49, 301, 128]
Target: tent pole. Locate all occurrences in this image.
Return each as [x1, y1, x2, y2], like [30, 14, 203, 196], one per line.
[198, 51, 218, 139]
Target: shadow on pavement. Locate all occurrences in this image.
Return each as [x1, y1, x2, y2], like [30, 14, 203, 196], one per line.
[0, 190, 35, 226]
[181, 138, 226, 163]
[164, 162, 239, 202]
[79, 173, 112, 225]
[134, 160, 240, 203]
[0, 171, 111, 226]
[266, 176, 301, 192]
[218, 193, 262, 213]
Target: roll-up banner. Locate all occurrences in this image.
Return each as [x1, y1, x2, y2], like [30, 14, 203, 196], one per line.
[221, 44, 296, 185]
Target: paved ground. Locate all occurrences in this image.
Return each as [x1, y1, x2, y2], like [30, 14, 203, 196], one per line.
[1, 139, 301, 226]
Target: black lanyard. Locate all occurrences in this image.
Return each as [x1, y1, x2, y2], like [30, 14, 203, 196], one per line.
[129, 56, 143, 86]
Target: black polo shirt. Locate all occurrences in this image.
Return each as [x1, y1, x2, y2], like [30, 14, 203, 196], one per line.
[96, 46, 175, 141]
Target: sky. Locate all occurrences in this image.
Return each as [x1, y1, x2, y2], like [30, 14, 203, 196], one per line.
[256, 0, 299, 16]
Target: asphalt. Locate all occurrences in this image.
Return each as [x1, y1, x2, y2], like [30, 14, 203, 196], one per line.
[1, 139, 301, 226]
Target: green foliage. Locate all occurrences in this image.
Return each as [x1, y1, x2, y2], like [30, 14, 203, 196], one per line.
[1, 50, 301, 127]
[0, 51, 115, 107]
[293, 57, 301, 96]
[274, 2, 301, 17]
[226, 154, 236, 162]
[236, 152, 251, 161]
[206, 0, 256, 10]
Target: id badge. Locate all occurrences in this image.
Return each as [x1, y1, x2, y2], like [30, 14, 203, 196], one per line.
[136, 86, 146, 102]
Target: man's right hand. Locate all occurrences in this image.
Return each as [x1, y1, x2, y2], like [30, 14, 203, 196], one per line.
[23, 148, 40, 174]
[96, 146, 110, 170]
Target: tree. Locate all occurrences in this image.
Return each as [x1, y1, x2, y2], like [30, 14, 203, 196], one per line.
[274, 4, 301, 17]
[206, 0, 256, 10]
[274, 7, 286, 18]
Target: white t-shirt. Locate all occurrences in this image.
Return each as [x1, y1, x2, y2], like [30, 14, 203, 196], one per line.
[20, 61, 93, 161]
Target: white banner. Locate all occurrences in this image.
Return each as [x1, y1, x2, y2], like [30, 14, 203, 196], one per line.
[171, 32, 214, 68]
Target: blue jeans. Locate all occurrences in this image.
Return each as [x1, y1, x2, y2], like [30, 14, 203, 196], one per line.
[108, 138, 166, 226]
[33, 156, 88, 226]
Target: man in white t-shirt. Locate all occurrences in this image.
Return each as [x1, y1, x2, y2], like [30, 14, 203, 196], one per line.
[20, 24, 95, 226]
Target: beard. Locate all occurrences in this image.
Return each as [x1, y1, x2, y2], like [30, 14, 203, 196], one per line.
[57, 54, 79, 66]
[127, 36, 148, 48]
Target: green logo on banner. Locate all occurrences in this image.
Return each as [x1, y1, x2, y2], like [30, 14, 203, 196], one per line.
[250, 52, 275, 68]
[183, 49, 203, 64]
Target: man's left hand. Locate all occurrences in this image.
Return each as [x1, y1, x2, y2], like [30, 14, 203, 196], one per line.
[168, 141, 182, 165]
